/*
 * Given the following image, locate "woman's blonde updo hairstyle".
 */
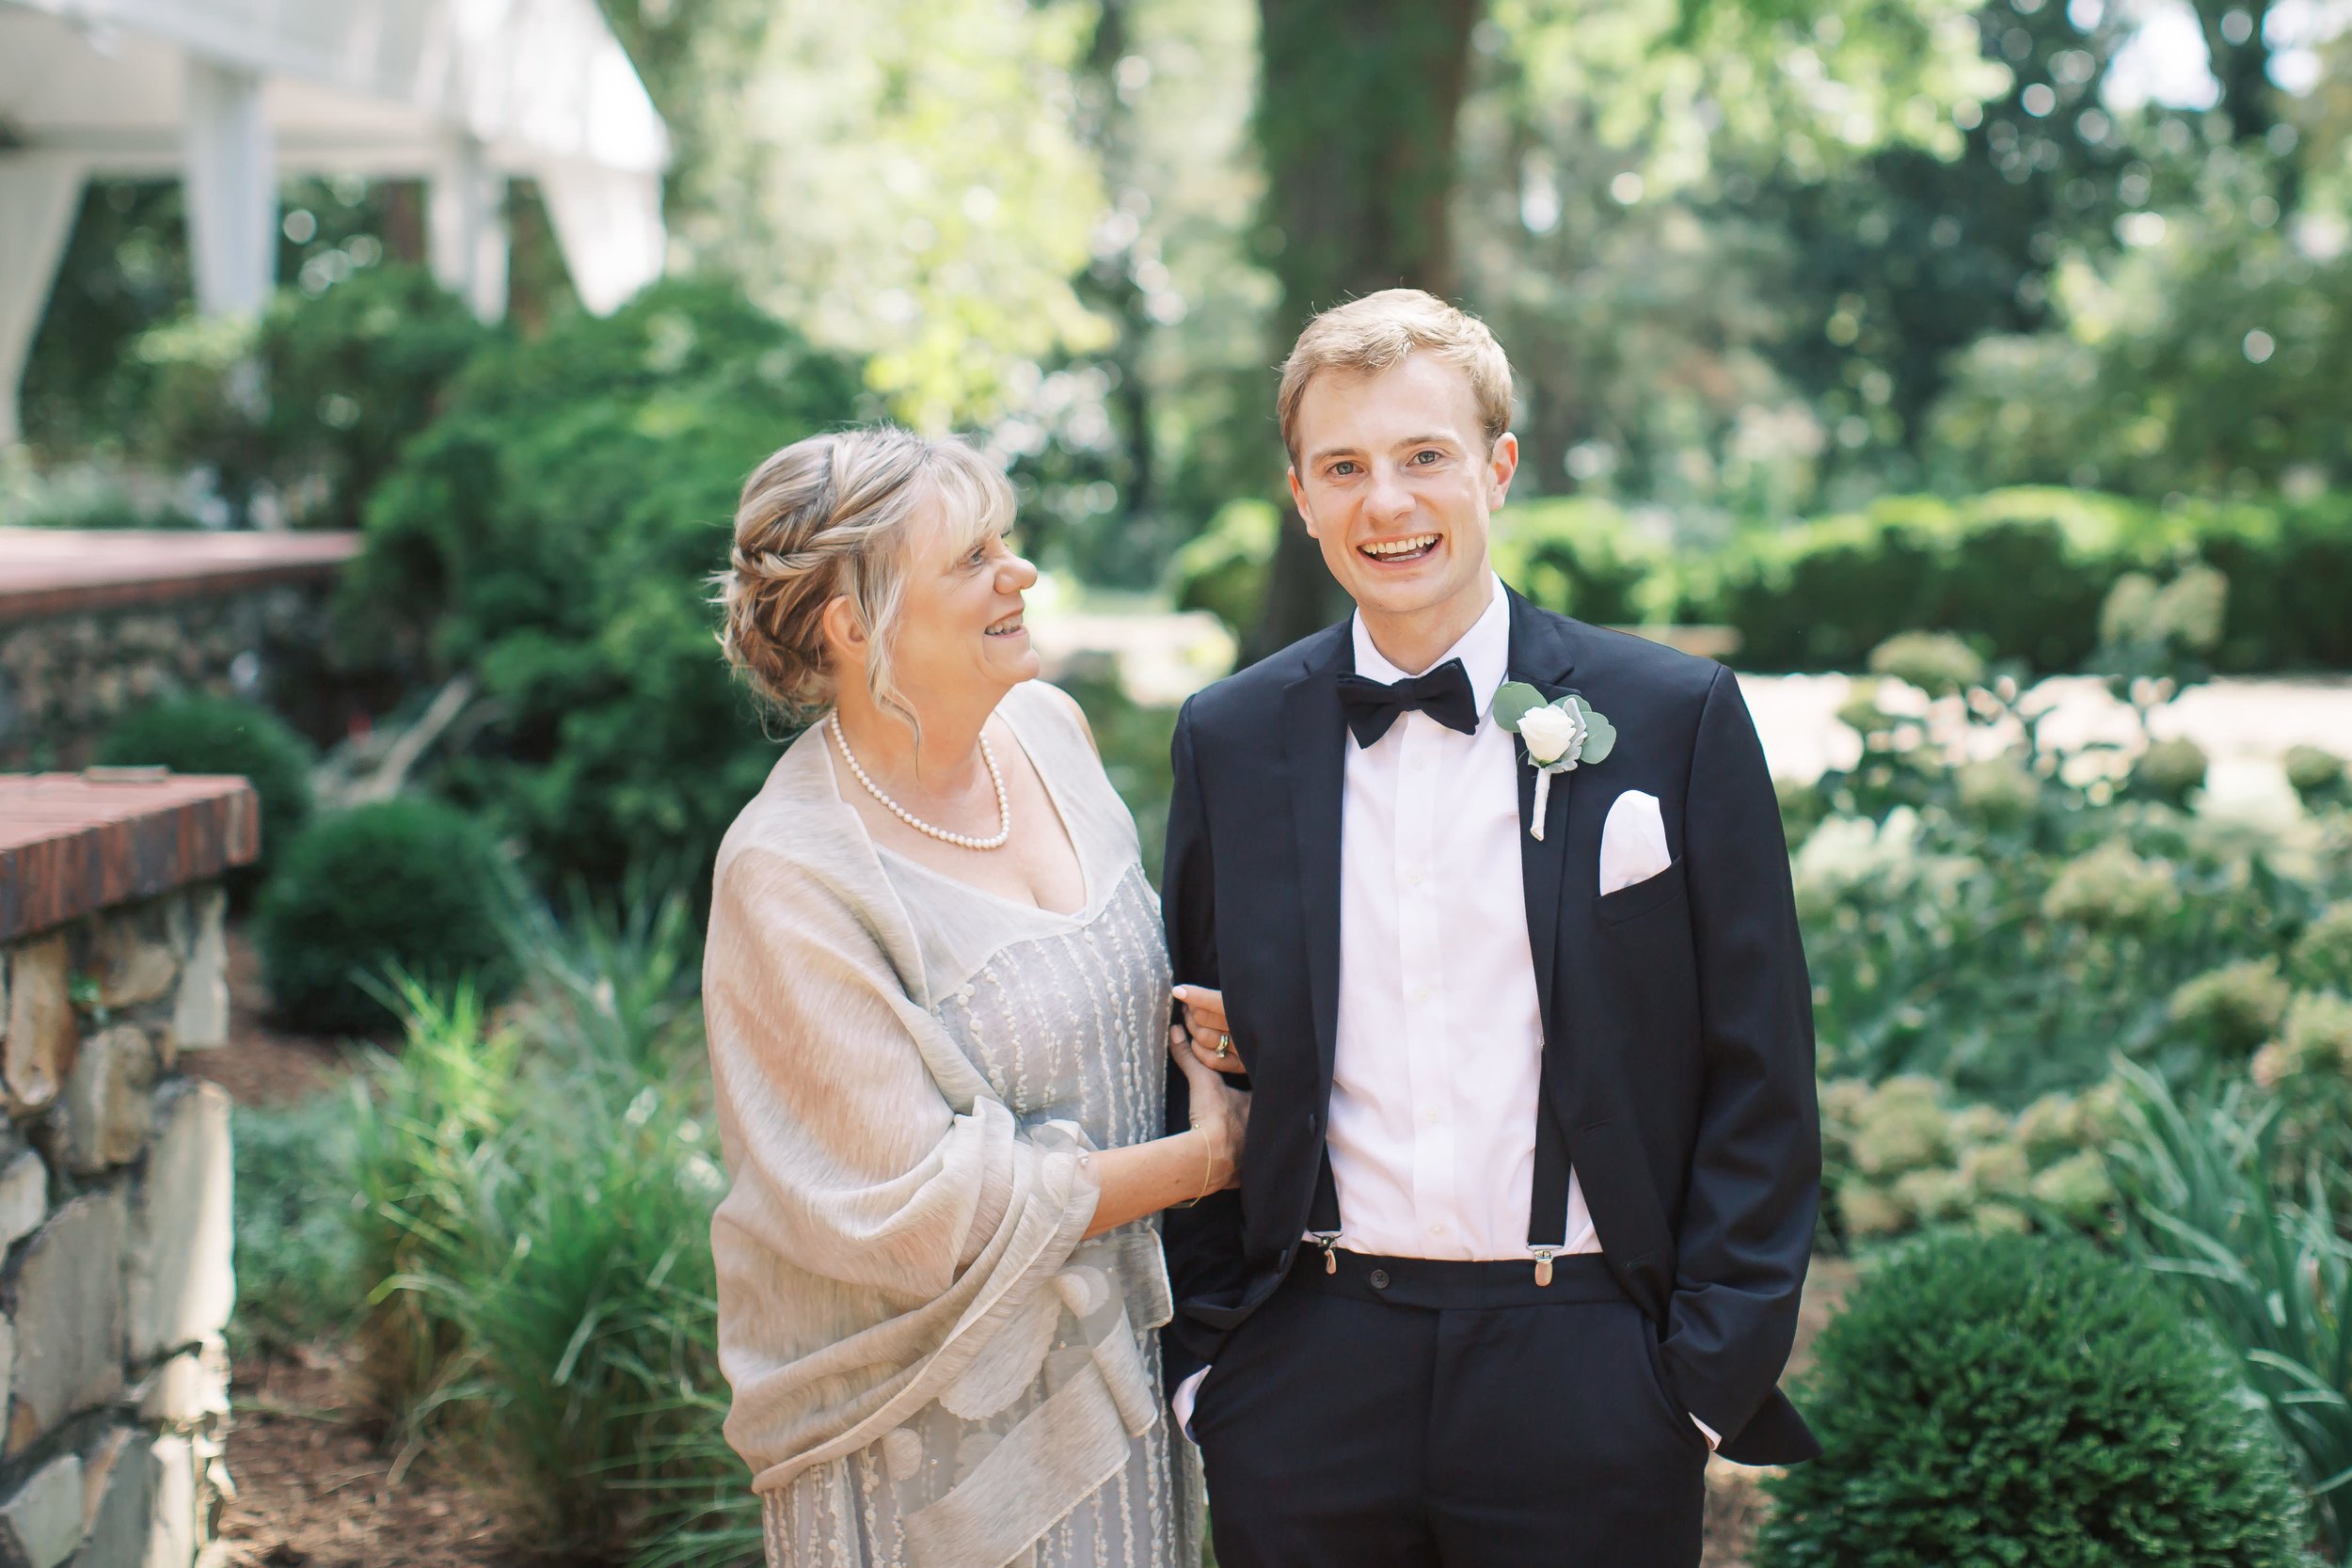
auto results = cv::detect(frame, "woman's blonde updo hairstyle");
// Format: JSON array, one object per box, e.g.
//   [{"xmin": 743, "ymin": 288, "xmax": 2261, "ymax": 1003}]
[{"xmin": 715, "ymin": 426, "xmax": 1015, "ymax": 725}]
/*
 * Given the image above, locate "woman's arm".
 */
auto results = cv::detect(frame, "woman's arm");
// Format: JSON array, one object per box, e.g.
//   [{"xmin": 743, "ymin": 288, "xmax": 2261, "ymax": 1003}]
[{"xmin": 1081, "ymin": 1033, "xmax": 1248, "ymax": 1238}]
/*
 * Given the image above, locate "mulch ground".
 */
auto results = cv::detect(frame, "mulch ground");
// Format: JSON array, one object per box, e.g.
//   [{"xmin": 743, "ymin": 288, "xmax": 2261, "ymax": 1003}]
[
  {"xmin": 212, "ymin": 1350, "xmax": 523, "ymax": 1568},
  {"xmin": 198, "ymin": 924, "xmax": 1837, "ymax": 1567},
  {"xmin": 196, "ymin": 930, "xmax": 518, "ymax": 1568}
]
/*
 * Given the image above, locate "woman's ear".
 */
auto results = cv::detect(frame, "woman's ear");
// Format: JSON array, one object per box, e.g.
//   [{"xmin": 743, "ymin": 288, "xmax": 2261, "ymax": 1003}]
[{"xmin": 818, "ymin": 594, "xmax": 866, "ymax": 674}]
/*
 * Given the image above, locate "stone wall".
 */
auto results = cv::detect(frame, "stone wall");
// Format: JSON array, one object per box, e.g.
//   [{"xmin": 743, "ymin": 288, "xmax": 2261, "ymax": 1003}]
[
  {"xmin": 0, "ymin": 529, "xmax": 363, "ymax": 771},
  {"xmin": 0, "ymin": 584, "xmax": 337, "ymax": 773},
  {"xmin": 0, "ymin": 777, "xmax": 251, "ymax": 1568}
]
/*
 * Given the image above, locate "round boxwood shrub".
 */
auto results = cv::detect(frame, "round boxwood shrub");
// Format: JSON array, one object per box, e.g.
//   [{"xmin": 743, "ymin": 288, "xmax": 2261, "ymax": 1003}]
[
  {"xmin": 1756, "ymin": 1231, "xmax": 2306, "ymax": 1568},
  {"xmin": 256, "ymin": 797, "xmax": 513, "ymax": 1034},
  {"xmin": 97, "ymin": 694, "xmax": 316, "ymax": 895}
]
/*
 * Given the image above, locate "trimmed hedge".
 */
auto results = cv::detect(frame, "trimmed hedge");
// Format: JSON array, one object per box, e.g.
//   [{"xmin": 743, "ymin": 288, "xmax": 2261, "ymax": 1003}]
[
  {"xmin": 1168, "ymin": 486, "xmax": 2352, "ymax": 673},
  {"xmin": 256, "ymin": 797, "xmax": 514, "ymax": 1033},
  {"xmin": 1756, "ymin": 1231, "xmax": 2308, "ymax": 1567}
]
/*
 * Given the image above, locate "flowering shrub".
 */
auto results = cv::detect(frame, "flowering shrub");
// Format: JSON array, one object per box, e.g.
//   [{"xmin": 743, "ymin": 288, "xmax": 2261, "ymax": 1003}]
[
  {"xmin": 1820, "ymin": 1075, "xmax": 2119, "ymax": 1244},
  {"xmin": 1795, "ymin": 619, "xmax": 2350, "ymax": 1104}
]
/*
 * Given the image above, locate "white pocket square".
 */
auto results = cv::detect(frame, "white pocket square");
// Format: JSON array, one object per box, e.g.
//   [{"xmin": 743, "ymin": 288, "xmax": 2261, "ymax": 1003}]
[{"xmin": 1598, "ymin": 790, "xmax": 1672, "ymax": 896}]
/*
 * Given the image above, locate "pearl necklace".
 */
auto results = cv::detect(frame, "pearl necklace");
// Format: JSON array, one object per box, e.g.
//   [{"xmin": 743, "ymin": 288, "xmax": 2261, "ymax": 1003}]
[{"xmin": 829, "ymin": 712, "xmax": 1011, "ymax": 850}]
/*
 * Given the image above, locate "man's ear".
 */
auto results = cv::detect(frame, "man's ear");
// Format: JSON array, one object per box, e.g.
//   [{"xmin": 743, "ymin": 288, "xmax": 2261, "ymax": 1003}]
[
  {"xmin": 1288, "ymin": 466, "xmax": 1321, "ymax": 539},
  {"xmin": 1486, "ymin": 432, "xmax": 1520, "ymax": 511}
]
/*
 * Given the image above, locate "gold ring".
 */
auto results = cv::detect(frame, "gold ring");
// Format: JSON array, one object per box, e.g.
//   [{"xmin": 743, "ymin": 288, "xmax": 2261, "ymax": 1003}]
[{"xmin": 1216, "ymin": 1034, "xmax": 1232, "ymax": 1059}]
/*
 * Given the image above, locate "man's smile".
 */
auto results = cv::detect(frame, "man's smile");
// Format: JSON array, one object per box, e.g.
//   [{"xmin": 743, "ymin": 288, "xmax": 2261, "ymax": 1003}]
[{"xmin": 1359, "ymin": 533, "xmax": 1440, "ymax": 562}]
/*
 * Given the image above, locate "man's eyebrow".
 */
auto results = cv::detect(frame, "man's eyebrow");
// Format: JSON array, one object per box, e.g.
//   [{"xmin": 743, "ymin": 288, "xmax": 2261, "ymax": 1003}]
[{"xmin": 1306, "ymin": 433, "xmax": 1464, "ymax": 465}]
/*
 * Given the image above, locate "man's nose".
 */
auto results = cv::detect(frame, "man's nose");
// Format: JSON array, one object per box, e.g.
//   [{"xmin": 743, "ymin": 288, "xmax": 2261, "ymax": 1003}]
[{"xmin": 1366, "ymin": 464, "xmax": 1415, "ymax": 522}]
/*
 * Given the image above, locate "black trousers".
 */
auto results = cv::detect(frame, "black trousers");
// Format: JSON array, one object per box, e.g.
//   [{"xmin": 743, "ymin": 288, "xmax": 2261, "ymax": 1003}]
[{"xmin": 1192, "ymin": 1251, "xmax": 1708, "ymax": 1568}]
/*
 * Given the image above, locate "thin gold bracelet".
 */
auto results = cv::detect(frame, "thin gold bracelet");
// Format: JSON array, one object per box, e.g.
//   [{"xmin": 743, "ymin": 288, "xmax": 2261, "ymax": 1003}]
[{"xmin": 1171, "ymin": 1131, "xmax": 1215, "ymax": 1210}]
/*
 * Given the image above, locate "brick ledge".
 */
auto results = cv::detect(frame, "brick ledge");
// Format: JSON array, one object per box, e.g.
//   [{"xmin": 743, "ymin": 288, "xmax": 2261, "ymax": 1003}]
[
  {"xmin": 0, "ymin": 529, "xmax": 362, "ymax": 624},
  {"xmin": 0, "ymin": 774, "xmax": 260, "ymax": 941}
]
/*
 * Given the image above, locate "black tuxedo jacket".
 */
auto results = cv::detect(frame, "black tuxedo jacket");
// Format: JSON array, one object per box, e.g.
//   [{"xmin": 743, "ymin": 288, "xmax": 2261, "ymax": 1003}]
[{"xmin": 1160, "ymin": 590, "xmax": 1821, "ymax": 1466}]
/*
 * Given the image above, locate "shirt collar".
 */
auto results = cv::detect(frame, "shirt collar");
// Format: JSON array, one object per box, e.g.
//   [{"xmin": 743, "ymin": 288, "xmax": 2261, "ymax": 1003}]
[{"xmin": 1349, "ymin": 575, "xmax": 1511, "ymax": 719}]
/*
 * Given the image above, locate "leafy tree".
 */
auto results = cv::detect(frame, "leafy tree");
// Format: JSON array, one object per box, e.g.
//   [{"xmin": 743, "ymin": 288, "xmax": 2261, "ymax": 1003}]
[{"xmin": 342, "ymin": 277, "xmax": 866, "ymax": 889}]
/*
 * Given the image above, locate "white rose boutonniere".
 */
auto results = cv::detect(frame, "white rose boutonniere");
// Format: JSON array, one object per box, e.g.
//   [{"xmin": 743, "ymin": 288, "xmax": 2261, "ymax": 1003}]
[{"xmin": 1492, "ymin": 682, "xmax": 1617, "ymax": 840}]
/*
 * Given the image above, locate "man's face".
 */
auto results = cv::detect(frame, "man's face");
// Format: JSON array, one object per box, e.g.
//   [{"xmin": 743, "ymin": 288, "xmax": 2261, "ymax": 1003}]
[{"xmin": 1287, "ymin": 353, "xmax": 1518, "ymax": 630}]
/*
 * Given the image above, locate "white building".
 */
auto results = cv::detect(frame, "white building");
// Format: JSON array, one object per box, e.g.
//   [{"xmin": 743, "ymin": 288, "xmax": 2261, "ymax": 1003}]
[{"xmin": 0, "ymin": 0, "xmax": 672, "ymax": 442}]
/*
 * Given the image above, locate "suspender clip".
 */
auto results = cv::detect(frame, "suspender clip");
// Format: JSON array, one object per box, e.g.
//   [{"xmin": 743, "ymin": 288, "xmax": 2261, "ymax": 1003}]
[
  {"xmin": 1533, "ymin": 1248, "xmax": 1556, "ymax": 1288},
  {"xmin": 1309, "ymin": 1231, "xmax": 1343, "ymax": 1275}
]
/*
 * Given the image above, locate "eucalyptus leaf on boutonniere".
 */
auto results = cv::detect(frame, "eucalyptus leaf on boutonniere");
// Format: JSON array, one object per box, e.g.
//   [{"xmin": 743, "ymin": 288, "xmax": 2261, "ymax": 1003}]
[{"xmin": 1492, "ymin": 682, "xmax": 1616, "ymax": 841}]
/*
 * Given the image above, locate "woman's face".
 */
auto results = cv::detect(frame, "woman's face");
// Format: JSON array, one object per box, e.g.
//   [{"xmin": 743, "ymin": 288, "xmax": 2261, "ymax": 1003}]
[{"xmin": 876, "ymin": 493, "xmax": 1041, "ymax": 712}]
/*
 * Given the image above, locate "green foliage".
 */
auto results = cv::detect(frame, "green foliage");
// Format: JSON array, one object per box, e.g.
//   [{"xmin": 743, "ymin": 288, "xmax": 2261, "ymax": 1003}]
[
  {"xmin": 346, "ymin": 895, "xmax": 749, "ymax": 1561},
  {"xmin": 2289, "ymin": 748, "xmax": 2352, "ymax": 812},
  {"xmin": 1865, "ymin": 630, "xmax": 1984, "ymax": 698},
  {"xmin": 344, "ymin": 277, "xmax": 865, "ymax": 889},
  {"xmin": 96, "ymin": 694, "xmax": 317, "ymax": 894},
  {"xmin": 1171, "ymin": 484, "xmax": 2351, "ymax": 675},
  {"xmin": 255, "ymin": 799, "xmax": 515, "ymax": 1033},
  {"xmin": 1820, "ymin": 1076, "xmax": 2119, "ymax": 1245},
  {"xmin": 230, "ymin": 1092, "xmax": 364, "ymax": 1358},
  {"xmin": 2107, "ymin": 1068, "xmax": 2352, "ymax": 1562},
  {"xmin": 1168, "ymin": 497, "xmax": 1278, "ymax": 641},
  {"xmin": 133, "ymin": 265, "xmax": 496, "ymax": 529},
  {"xmin": 1486, "ymin": 499, "xmax": 1676, "ymax": 626},
  {"xmin": 1755, "ymin": 1231, "xmax": 2309, "ymax": 1568},
  {"xmin": 1928, "ymin": 163, "xmax": 2352, "ymax": 504},
  {"xmin": 1793, "ymin": 657, "xmax": 2349, "ymax": 1103},
  {"xmin": 2168, "ymin": 959, "xmax": 2293, "ymax": 1060}
]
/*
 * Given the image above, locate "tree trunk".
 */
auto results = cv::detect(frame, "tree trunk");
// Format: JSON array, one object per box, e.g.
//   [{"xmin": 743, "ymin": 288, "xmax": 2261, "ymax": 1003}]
[{"xmin": 1245, "ymin": 0, "xmax": 1484, "ymax": 660}]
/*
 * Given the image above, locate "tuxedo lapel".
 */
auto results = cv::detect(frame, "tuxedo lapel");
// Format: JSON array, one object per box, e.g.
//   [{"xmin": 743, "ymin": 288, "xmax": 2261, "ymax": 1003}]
[
  {"xmin": 1283, "ymin": 632, "xmax": 1353, "ymax": 1097},
  {"xmin": 1505, "ymin": 592, "xmax": 1579, "ymax": 1038}
]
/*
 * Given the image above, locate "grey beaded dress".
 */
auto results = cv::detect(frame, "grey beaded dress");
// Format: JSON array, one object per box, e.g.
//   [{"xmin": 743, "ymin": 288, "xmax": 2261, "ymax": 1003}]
[{"xmin": 752, "ymin": 683, "xmax": 1204, "ymax": 1568}]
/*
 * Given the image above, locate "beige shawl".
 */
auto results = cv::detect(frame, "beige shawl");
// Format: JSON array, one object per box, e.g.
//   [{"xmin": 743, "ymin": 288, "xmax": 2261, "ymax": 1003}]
[{"xmin": 702, "ymin": 692, "xmax": 1169, "ymax": 1565}]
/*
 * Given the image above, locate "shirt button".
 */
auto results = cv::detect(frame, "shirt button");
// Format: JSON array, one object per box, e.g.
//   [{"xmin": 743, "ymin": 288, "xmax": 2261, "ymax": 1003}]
[
  {"xmin": 1423, "ymin": 1108, "xmax": 1441, "ymax": 1125},
  {"xmin": 1407, "ymin": 872, "xmax": 1423, "ymax": 887},
  {"xmin": 1427, "ymin": 1223, "xmax": 1445, "ymax": 1236},
  {"xmin": 1412, "ymin": 987, "xmax": 1430, "ymax": 1003}
]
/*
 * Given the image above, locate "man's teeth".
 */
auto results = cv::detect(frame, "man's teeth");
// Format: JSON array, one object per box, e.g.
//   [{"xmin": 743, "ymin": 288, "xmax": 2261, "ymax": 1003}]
[
  {"xmin": 985, "ymin": 613, "xmax": 1025, "ymax": 636},
  {"xmin": 1361, "ymin": 534, "xmax": 1438, "ymax": 559}
]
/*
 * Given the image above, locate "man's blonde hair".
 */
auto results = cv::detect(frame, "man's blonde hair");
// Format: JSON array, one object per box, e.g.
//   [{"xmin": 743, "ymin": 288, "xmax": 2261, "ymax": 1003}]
[{"xmin": 1276, "ymin": 289, "xmax": 1515, "ymax": 464}]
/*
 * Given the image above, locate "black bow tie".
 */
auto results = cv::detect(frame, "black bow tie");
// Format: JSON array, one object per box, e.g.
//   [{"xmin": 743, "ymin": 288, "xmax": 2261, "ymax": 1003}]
[{"xmin": 1335, "ymin": 657, "xmax": 1480, "ymax": 748}]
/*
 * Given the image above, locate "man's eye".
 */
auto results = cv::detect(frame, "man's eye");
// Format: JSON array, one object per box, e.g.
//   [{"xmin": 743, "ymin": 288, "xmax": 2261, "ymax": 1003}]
[
  {"xmin": 1412, "ymin": 450, "xmax": 1442, "ymax": 465},
  {"xmin": 1329, "ymin": 461, "xmax": 1359, "ymax": 477}
]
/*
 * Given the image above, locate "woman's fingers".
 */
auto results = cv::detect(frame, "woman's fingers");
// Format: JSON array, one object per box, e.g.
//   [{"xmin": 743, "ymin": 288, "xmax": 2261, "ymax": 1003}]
[
  {"xmin": 1170, "ymin": 1028, "xmax": 1224, "ymax": 1090},
  {"xmin": 1188, "ymin": 1027, "xmax": 1248, "ymax": 1074},
  {"xmin": 1174, "ymin": 985, "xmax": 1246, "ymax": 1074},
  {"xmin": 1172, "ymin": 985, "xmax": 1229, "ymax": 1035}
]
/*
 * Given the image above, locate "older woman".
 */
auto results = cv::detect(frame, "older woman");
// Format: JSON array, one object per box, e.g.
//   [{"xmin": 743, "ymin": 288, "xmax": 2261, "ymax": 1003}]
[{"xmin": 704, "ymin": 426, "xmax": 1243, "ymax": 1568}]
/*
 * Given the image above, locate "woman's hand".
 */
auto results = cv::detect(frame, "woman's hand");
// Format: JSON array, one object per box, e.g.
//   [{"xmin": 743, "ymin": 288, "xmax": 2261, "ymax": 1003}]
[
  {"xmin": 1170, "ymin": 1028, "xmax": 1249, "ymax": 1193},
  {"xmin": 1172, "ymin": 984, "xmax": 1247, "ymax": 1075}
]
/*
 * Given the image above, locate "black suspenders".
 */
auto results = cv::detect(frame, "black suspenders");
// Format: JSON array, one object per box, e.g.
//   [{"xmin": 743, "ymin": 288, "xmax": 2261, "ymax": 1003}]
[{"xmin": 1305, "ymin": 1088, "xmax": 1575, "ymax": 1285}]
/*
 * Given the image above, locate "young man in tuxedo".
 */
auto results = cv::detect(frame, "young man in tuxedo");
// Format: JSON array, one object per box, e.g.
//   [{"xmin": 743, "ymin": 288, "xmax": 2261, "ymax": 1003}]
[{"xmin": 1161, "ymin": 290, "xmax": 1820, "ymax": 1567}]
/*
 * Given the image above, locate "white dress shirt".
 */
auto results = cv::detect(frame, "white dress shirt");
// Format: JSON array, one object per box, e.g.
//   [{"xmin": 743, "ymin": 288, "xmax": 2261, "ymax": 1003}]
[
  {"xmin": 1172, "ymin": 577, "xmax": 1718, "ymax": 1450},
  {"xmin": 1323, "ymin": 575, "xmax": 1600, "ymax": 1260}
]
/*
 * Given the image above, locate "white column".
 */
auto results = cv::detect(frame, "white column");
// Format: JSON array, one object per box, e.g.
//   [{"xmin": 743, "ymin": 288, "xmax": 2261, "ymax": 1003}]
[
  {"xmin": 183, "ymin": 57, "xmax": 277, "ymax": 316},
  {"xmin": 0, "ymin": 153, "xmax": 87, "ymax": 446},
  {"xmin": 429, "ymin": 139, "xmax": 510, "ymax": 323}
]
